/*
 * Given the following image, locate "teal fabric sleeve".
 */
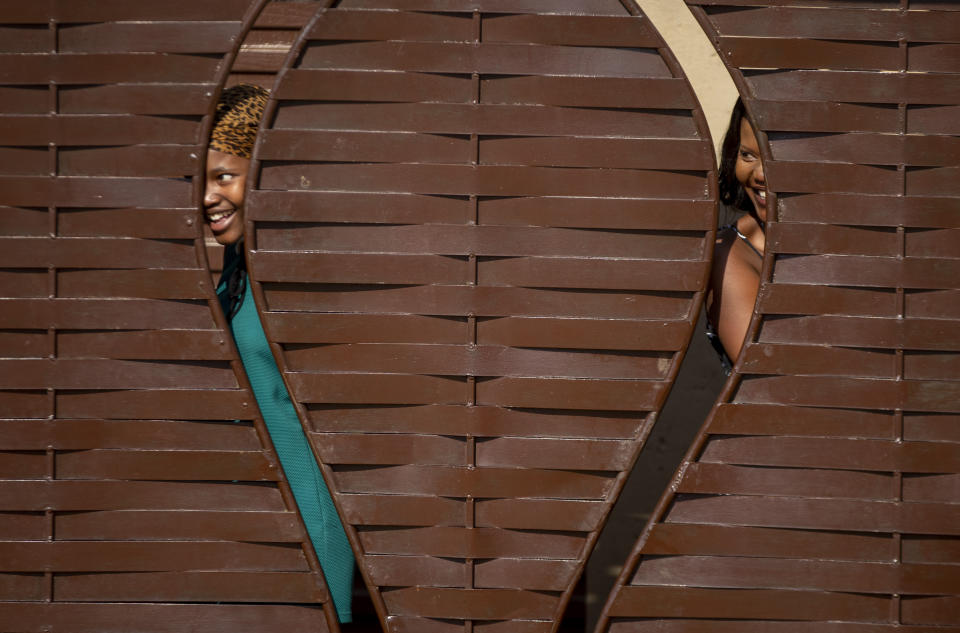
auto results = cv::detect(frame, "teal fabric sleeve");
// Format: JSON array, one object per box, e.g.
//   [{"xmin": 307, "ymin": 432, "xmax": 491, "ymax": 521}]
[{"xmin": 218, "ymin": 247, "xmax": 354, "ymax": 622}]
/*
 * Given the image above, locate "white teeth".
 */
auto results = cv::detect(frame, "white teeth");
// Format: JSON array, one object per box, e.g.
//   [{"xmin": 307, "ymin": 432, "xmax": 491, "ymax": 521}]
[
  {"xmin": 757, "ymin": 190, "xmax": 767, "ymax": 200},
  {"xmin": 207, "ymin": 210, "xmax": 234, "ymax": 222}
]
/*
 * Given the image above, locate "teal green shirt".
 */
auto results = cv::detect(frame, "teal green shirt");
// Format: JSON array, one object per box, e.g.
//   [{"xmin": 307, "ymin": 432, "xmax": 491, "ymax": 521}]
[{"xmin": 218, "ymin": 245, "xmax": 354, "ymax": 622}]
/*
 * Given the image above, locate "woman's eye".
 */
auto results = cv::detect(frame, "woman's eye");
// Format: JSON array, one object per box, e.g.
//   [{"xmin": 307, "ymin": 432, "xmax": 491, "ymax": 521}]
[
  {"xmin": 218, "ymin": 173, "xmax": 235, "ymax": 183},
  {"xmin": 739, "ymin": 150, "xmax": 756, "ymax": 162}
]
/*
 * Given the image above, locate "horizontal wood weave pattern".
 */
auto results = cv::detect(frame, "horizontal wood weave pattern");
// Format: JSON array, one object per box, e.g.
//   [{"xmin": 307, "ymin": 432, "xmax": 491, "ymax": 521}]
[
  {"xmin": 246, "ymin": 1, "xmax": 716, "ymax": 631},
  {"xmin": 598, "ymin": 2, "xmax": 960, "ymax": 631},
  {"xmin": 0, "ymin": 2, "xmax": 340, "ymax": 631}
]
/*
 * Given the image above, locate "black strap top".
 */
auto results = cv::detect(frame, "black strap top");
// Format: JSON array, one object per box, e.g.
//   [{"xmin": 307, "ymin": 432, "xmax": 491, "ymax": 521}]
[{"xmin": 706, "ymin": 224, "xmax": 763, "ymax": 374}]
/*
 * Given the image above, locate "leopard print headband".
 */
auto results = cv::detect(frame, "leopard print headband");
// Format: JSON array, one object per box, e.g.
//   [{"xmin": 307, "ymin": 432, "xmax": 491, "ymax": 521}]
[{"xmin": 209, "ymin": 84, "xmax": 269, "ymax": 159}]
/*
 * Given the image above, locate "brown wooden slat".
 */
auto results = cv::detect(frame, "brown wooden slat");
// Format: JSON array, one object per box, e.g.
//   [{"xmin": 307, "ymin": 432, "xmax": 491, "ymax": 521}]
[
  {"xmin": 308, "ymin": 405, "xmax": 644, "ymax": 441},
  {"xmin": 57, "ymin": 22, "xmax": 240, "ymax": 53},
  {"xmin": 0, "ymin": 542, "xmax": 306, "ymax": 572},
  {"xmin": 0, "ymin": 603, "xmax": 330, "ymax": 633},
  {"xmin": 0, "ymin": 419, "xmax": 257, "ymax": 451},
  {"xmin": 358, "ymin": 526, "xmax": 584, "ymax": 559},
  {"xmin": 258, "ymin": 163, "xmax": 708, "ymax": 198},
  {"xmin": 3, "ymin": 0, "xmax": 253, "ymax": 22},
  {"xmin": 0, "ymin": 480, "xmax": 285, "ymax": 512},
  {"xmin": 332, "ymin": 465, "xmax": 614, "ymax": 499},
  {"xmin": 0, "ymin": 115, "xmax": 201, "ymax": 145},
  {"xmin": 0, "ymin": 53, "xmax": 223, "ymax": 84},
  {"xmin": 271, "ymin": 103, "xmax": 699, "ymax": 138},
  {"xmin": 264, "ymin": 285, "xmax": 692, "ymax": 320},
  {"xmin": 58, "ymin": 84, "xmax": 216, "ymax": 115},
  {"xmin": 54, "ymin": 571, "xmax": 322, "ymax": 603},
  {"xmin": 299, "ymin": 41, "xmax": 672, "ymax": 78}
]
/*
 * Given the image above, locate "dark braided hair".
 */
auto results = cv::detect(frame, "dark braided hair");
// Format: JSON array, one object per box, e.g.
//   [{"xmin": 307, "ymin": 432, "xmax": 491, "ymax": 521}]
[{"xmin": 718, "ymin": 97, "xmax": 762, "ymax": 226}]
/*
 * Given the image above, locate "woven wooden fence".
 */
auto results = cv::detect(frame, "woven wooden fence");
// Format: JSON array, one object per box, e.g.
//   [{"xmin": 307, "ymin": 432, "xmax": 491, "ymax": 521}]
[
  {"xmin": 597, "ymin": 2, "xmax": 960, "ymax": 631},
  {"xmin": 0, "ymin": 2, "xmax": 342, "ymax": 631},
  {"xmin": 4, "ymin": 1, "xmax": 959, "ymax": 632}
]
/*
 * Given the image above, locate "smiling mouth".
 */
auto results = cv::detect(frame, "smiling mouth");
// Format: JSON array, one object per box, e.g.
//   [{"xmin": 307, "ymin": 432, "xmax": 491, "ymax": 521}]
[
  {"xmin": 206, "ymin": 208, "xmax": 237, "ymax": 232},
  {"xmin": 755, "ymin": 189, "xmax": 767, "ymax": 206}
]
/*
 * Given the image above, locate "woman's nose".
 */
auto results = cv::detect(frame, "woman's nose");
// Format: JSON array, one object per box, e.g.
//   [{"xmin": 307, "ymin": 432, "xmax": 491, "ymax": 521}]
[
  {"xmin": 754, "ymin": 159, "xmax": 765, "ymax": 184},
  {"xmin": 203, "ymin": 188, "xmax": 218, "ymax": 208}
]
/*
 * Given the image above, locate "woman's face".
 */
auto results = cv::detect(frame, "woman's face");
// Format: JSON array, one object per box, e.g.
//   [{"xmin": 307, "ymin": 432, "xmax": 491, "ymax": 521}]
[
  {"xmin": 734, "ymin": 118, "xmax": 766, "ymax": 224},
  {"xmin": 204, "ymin": 149, "xmax": 250, "ymax": 246}
]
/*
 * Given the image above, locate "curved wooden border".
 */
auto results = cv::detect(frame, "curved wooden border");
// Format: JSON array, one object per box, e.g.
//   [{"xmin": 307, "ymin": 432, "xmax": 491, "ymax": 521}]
[{"xmin": 245, "ymin": 1, "xmax": 718, "ymax": 630}]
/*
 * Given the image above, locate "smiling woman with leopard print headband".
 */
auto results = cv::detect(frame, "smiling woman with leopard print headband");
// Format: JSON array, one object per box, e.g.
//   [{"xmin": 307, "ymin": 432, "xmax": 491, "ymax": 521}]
[{"xmin": 204, "ymin": 84, "xmax": 356, "ymax": 623}]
